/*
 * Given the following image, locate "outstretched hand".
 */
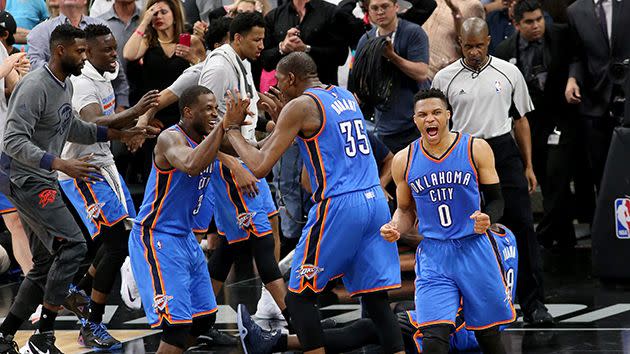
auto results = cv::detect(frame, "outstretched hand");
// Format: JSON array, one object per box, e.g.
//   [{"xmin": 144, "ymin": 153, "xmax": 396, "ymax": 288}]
[
  {"xmin": 119, "ymin": 125, "xmax": 160, "ymax": 147},
  {"xmin": 131, "ymin": 90, "xmax": 160, "ymax": 117},
  {"xmin": 259, "ymin": 86, "xmax": 286, "ymax": 122},
  {"xmin": 222, "ymin": 89, "xmax": 252, "ymax": 129}
]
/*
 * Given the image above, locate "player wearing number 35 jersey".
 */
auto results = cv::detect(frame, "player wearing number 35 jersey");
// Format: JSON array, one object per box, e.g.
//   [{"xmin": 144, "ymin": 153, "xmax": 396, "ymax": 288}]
[
  {"xmin": 225, "ymin": 53, "xmax": 404, "ymax": 354},
  {"xmin": 381, "ymin": 88, "xmax": 515, "ymax": 354}
]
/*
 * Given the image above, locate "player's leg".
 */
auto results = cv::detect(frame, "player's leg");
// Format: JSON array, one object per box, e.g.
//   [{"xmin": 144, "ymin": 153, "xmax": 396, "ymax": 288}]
[
  {"xmin": 251, "ymin": 234, "xmax": 290, "ymax": 322},
  {"xmin": 269, "ymin": 214, "xmax": 280, "ymax": 260},
  {"xmin": 206, "ymin": 234, "xmax": 237, "ymax": 295},
  {"xmin": 456, "ymin": 234, "xmax": 515, "ymax": 354},
  {"xmin": 473, "ymin": 326, "xmax": 506, "ymax": 354},
  {"xmin": 0, "ymin": 226, "xmax": 49, "ymax": 350},
  {"xmin": 79, "ymin": 222, "xmax": 128, "ymax": 350},
  {"xmin": 361, "ymin": 291, "xmax": 404, "ymax": 353},
  {"xmin": 421, "ymin": 325, "xmax": 452, "ymax": 353},
  {"xmin": 285, "ymin": 290, "xmax": 324, "ymax": 353},
  {"xmin": 159, "ymin": 324, "xmax": 192, "ymax": 354},
  {"xmin": 1, "ymin": 211, "xmax": 33, "ymax": 274}
]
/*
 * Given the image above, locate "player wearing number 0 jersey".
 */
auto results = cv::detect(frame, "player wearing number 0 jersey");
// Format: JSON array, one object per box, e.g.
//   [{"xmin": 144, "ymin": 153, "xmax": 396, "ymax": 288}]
[
  {"xmin": 225, "ymin": 53, "xmax": 404, "ymax": 354},
  {"xmin": 402, "ymin": 224, "xmax": 519, "ymax": 353},
  {"xmin": 382, "ymin": 88, "xmax": 515, "ymax": 354}
]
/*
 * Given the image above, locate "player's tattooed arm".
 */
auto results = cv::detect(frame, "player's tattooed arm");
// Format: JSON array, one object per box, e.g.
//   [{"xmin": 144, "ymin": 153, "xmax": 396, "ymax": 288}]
[{"xmin": 381, "ymin": 147, "xmax": 417, "ymax": 243}]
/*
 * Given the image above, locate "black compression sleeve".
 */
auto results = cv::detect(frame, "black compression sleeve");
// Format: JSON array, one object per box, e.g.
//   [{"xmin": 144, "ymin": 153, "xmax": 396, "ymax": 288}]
[{"xmin": 480, "ymin": 183, "xmax": 504, "ymax": 224}]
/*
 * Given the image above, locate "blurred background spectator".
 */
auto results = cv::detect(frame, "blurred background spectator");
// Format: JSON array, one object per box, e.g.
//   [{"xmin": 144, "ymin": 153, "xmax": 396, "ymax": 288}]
[{"xmin": 4, "ymin": 0, "xmax": 49, "ymax": 51}]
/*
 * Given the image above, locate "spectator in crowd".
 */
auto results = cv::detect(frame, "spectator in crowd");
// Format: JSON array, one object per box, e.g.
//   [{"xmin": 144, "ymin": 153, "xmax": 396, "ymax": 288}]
[
  {"xmin": 89, "ymin": 0, "xmax": 144, "ymax": 17},
  {"xmin": 336, "ymin": 0, "xmax": 437, "ymax": 49},
  {"xmin": 27, "ymin": 0, "xmax": 131, "ymax": 110},
  {"xmin": 355, "ymin": 0, "xmax": 430, "ymax": 153},
  {"xmin": 261, "ymin": 0, "xmax": 347, "ymax": 85},
  {"xmin": 495, "ymin": 0, "xmax": 584, "ymax": 250},
  {"xmin": 0, "ymin": 11, "xmax": 20, "ymax": 55},
  {"xmin": 432, "ymin": 17, "xmax": 553, "ymax": 325},
  {"xmin": 47, "ymin": 0, "xmax": 61, "ymax": 19},
  {"xmin": 4, "ymin": 0, "xmax": 49, "ymax": 49},
  {"xmin": 565, "ymin": 0, "xmax": 630, "ymax": 191},
  {"xmin": 0, "ymin": 20, "xmax": 32, "ymax": 276},
  {"xmin": 486, "ymin": 0, "xmax": 553, "ymax": 55},
  {"xmin": 192, "ymin": 0, "xmax": 271, "ymax": 38},
  {"xmin": 123, "ymin": 0, "xmax": 205, "ymax": 127},
  {"xmin": 422, "ymin": 0, "xmax": 484, "ymax": 77}
]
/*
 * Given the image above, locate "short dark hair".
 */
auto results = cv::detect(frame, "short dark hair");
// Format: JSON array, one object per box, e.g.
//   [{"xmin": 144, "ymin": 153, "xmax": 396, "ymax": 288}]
[
  {"xmin": 179, "ymin": 85, "xmax": 214, "ymax": 114},
  {"xmin": 277, "ymin": 52, "xmax": 318, "ymax": 79},
  {"xmin": 513, "ymin": 0, "xmax": 543, "ymax": 23},
  {"xmin": 84, "ymin": 24, "xmax": 112, "ymax": 41},
  {"xmin": 413, "ymin": 88, "xmax": 449, "ymax": 107},
  {"xmin": 49, "ymin": 24, "xmax": 85, "ymax": 49},
  {"xmin": 205, "ymin": 17, "xmax": 232, "ymax": 49},
  {"xmin": 229, "ymin": 11, "xmax": 265, "ymax": 41}
]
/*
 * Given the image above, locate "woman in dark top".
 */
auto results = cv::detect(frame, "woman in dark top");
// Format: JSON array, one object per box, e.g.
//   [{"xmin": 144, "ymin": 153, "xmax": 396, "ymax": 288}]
[{"xmin": 124, "ymin": 0, "xmax": 206, "ymax": 127}]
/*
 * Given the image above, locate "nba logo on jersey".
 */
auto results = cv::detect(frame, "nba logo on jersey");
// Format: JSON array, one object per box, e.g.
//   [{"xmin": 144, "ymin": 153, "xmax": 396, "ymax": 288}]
[{"xmin": 615, "ymin": 198, "xmax": 630, "ymax": 239}]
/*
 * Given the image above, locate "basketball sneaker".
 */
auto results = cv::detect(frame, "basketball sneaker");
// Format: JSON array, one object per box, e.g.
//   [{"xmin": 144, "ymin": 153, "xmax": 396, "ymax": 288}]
[
  {"xmin": 63, "ymin": 285, "xmax": 89, "ymax": 320},
  {"xmin": 23, "ymin": 331, "xmax": 62, "ymax": 354},
  {"xmin": 120, "ymin": 257, "xmax": 142, "ymax": 310},
  {"xmin": 237, "ymin": 304, "xmax": 281, "ymax": 354},
  {"xmin": 0, "ymin": 333, "xmax": 19, "ymax": 354},
  {"xmin": 78, "ymin": 319, "xmax": 122, "ymax": 351},
  {"xmin": 254, "ymin": 287, "xmax": 283, "ymax": 320}
]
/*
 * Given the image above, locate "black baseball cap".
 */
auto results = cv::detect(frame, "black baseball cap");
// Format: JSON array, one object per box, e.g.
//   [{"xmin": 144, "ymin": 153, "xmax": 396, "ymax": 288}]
[{"xmin": 0, "ymin": 11, "xmax": 17, "ymax": 45}]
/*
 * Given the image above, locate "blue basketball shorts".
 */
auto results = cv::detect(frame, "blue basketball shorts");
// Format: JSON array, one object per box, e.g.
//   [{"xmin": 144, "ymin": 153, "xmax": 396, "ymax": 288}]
[
  {"xmin": 128, "ymin": 226, "xmax": 217, "ymax": 327},
  {"xmin": 213, "ymin": 171, "xmax": 276, "ymax": 244},
  {"xmin": 59, "ymin": 177, "xmax": 136, "ymax": 238},
  {"xmin": 414, "ymin": 234, "xmax": 516, "ymax": 330},
  {"xmin": 288, "ymin": 186, "xmax": 401, "ymax": 296},
  {"xmin": 0, "ymin": 192, "xmax": 16, "ymax": 215}
]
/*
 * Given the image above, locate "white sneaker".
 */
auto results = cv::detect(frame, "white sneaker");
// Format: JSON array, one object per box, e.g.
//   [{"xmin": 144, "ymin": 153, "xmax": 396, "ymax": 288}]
[
  {"xmin": 28, "ymin": 305, "xmax": 42, "ymax": 324},
  {"xmin": 278, "ymin": 249, "xmax": 294, "ymax": 277},
  {"xmin": 254, "ymin": 287, "xmax": 283, "ymax": 320},
  {"xmin": 120, "ymin": 257, "xmax": 142, "ymax": 310}
]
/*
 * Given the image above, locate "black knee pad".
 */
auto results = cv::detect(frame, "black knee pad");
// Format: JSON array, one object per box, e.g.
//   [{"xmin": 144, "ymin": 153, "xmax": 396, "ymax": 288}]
[
  {"xmin": 421, "ymin": 324, "xmax": 452, "ymax": 354},
  {"xmin": 161, "ymin": 324, "xmax": 192, "ymax": 349},
  {"xmin": 285, "ymin": 291, "xmax": 324, "ymax": 351},
  {"xmin": 252, "ymin": 235, "xmax": 281, "ymax": 284},
  {"xmin": 207, "ymin": 235, "xmax": 233, "ymax": 282},
  {"xmin": 191, "ymin": 313, "xmax": 216, "ymax": 337}
]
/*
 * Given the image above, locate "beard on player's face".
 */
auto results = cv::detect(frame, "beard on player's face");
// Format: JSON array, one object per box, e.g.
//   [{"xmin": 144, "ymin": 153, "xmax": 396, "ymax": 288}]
[{"xmin": 61, "ymin": 57, "xmax": 83, "ymax": 76}]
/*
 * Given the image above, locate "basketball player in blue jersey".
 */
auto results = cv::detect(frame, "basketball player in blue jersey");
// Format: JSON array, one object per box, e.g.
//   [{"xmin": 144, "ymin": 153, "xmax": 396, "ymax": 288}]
[
  {"xmin": 234, "ymin": 223, "xmax": 518, "ymax": 354},
  {"xmin": 128, "ymin": 85, "xmax": 250, "ymax": 354},
  {"xmin": 381, "ymin": 88, "xmax": 514, "ymax": 354},
  {"xmin": 223, "ymin": 52, "xmax": 403, "ymax": 354}
]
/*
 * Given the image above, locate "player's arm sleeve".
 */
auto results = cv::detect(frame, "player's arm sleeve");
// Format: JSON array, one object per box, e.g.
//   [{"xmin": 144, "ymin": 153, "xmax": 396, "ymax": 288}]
[
  {"xmin": 2, "ymin": 81, "xmax": 53, "ymax": 169},
  {"xmin": 67, "ymin": 112, "xmax": 105, "ymax": 144},
  {"xmin": 480, "ymin": 183, "xmax": 504, "ymax": 224},
  {"xmin": 198, "ymin": 60, "xmax": 229, "ymax": 116},
  {"xmin": 169, "ymin": 65, "xmax": 202, "ymax": 97},
  {"xmin": 511, "ymin": 69, "xmax": 534, "ymax": 118},
  {"xmin": 72, "ymin": 78, "xmax": 100, "ymax": 116}
]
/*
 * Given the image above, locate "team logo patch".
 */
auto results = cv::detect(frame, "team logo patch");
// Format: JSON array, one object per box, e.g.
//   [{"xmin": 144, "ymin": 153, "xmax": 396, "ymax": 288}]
[
  {"xmin": 615, "ymin": 198, "xmax": 630, "ymax": 239},
  {"xmin": 86, "ymin": 202, "xmax": 105, "ymax": 220},
  {"xmin": 157, "ymin": 241, "xmax": 163, "ymax": 250},
  {"xmin": 296, "ymin": 264, "xmax": 324, "ymax": 280},
  {"xmin": 237, "ymin": 211, "xmax": 257, "ymax": 229},
  {"xmin": 152, "ymin": 294, "xmax": 173, "ymax": 313},
  {"xmin": 56, "ymin": 103, "xmax": 74, "ymax": 135},
  {"xmin": 38, "ymin": 189, "xmax": 57, "ymax": 208}
]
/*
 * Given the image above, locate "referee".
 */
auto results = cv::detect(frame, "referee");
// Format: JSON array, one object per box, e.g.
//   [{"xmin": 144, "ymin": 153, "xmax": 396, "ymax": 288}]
[{"xmin": 432, "ymin": 17, "xmax": 553, "ymax": 325}]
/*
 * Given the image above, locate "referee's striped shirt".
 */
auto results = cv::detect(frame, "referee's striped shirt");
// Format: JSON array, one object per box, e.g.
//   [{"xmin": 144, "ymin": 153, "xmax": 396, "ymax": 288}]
[{"xmin": 432, "ymin": 56, "xmax": 534, "ymax": 140}]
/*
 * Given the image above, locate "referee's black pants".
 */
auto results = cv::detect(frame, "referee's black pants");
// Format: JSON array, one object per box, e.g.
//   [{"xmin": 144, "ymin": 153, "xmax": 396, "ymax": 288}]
[{"xmin": 487, "ymin": 133, "xmax": 545, "ymax": 314}]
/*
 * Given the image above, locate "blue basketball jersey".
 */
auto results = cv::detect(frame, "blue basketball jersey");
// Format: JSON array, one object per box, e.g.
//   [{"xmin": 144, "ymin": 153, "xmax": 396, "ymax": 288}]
[
  {"xmin": 490, "ymin": 225, "xmax": 518, "ymax": 300},
  {"xmin": 296, "ymin": 86, "xmax": 381, "ymax": 201},
  {"xmin": 134, "ymin": 125, "xmax": 212, "ymax": 236},
  {"xmin": 406, "ymin": 133, "xmax": 480, "ymax": 240}
]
